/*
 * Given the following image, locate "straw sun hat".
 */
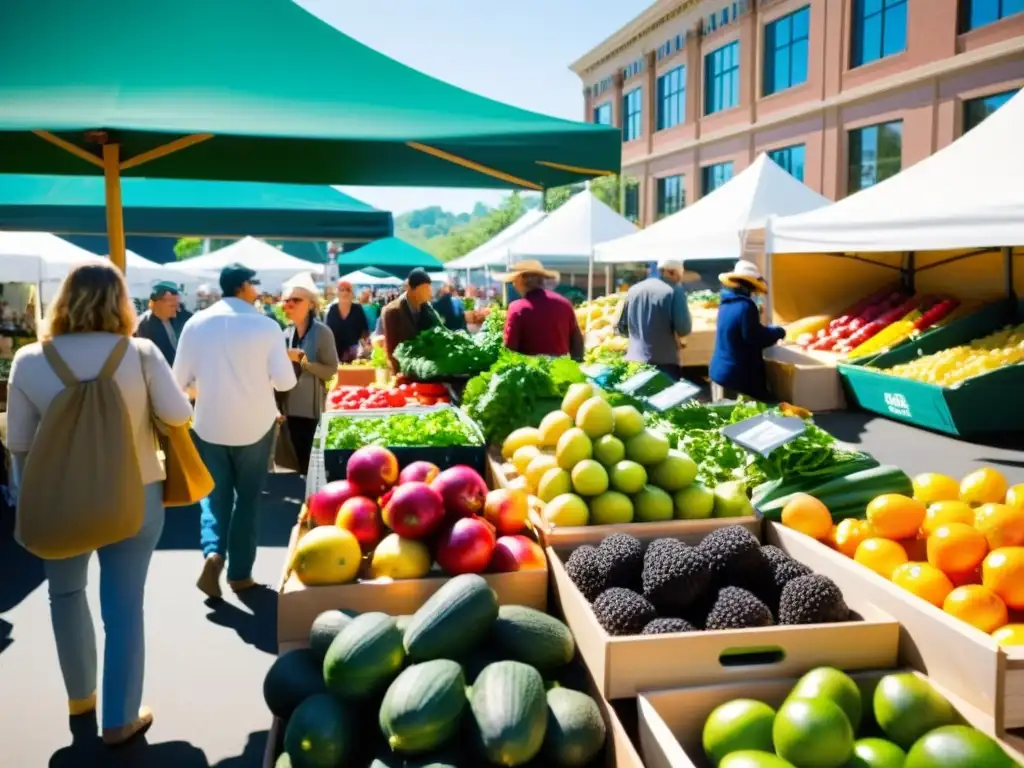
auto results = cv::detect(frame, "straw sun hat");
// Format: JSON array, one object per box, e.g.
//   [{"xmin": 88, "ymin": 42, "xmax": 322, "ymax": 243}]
[
  {"xmin": 494, "ymin": 260, "xmax": 560, "ymax": 282},
  {"xmin": 719, "ymin": 260, "xmax": 768, "ymax": 293},
  {"xmin": 281, "ymin": 272, "xmax": 321, "ymax": 304}
]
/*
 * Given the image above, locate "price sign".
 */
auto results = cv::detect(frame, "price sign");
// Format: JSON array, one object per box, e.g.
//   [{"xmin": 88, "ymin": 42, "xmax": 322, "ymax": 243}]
[
  {"xmin": 646, "ymin": 379, "xmax": 702, "ymax": 411},
  {"xmin": 722, "ymin": 414, "xmax": 807, "ymax": 457},
  {"xmin": 580, "ymin": 363, "xmax": 613, "ymax": 380},
  {"xmin": 616, "ymin": 369, "xmax": 660, "ymax": 395}
]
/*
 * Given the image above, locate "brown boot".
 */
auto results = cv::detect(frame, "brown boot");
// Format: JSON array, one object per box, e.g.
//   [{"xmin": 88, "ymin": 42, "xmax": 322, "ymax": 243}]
[
  {"xmin": 228, "ymin": 577, "xmax": 258, "ymax": 593},
  {"xmin": 102, "ymin": 706, "xmax": 153, "ymax": 746},
  {"xmin": 197, "ymin": 554, "xmax": 224, "ymax": 599}
]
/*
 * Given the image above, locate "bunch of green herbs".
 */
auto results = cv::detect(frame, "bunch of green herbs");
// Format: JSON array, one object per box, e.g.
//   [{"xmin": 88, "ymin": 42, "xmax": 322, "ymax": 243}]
[
  {"xmin": 324, "ymin": 409, "xmax": 483, "ymax": 450},
  {"xmin": 393, "ymin": 326, "xmax": 500, "ymax": 380}
]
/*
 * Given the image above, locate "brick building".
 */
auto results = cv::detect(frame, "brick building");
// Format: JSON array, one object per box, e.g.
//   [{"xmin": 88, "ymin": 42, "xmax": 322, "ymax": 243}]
[{"xmin": 572, "ymin": 0, "xmax": 1024, "ymax": 227}]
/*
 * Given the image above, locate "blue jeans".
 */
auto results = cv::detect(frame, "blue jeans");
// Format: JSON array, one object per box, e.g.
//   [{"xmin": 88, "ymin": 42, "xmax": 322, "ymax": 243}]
[
  {"xmin": 44, "ymin": 482, "xmax": 165, "ymax": 729},
  {"xmin": 196, "ymin": 427, "xmax": 275, "ymax": 581}
]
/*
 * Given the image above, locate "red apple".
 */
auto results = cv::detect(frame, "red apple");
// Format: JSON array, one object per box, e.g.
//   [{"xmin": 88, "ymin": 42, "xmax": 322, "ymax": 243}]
[
  {"xmin": 346, "ymin": 446, "xmax": 399, "ymax": 497},
  {"xmin": 488, "ymin": 535, "xmax": 547, "ymax": 573},
  {"xmin": 307, "ymin": 480, "xmax": 359, "ymax": 527},
  {"xmin": 398, "ymin": 460, "xmax": 440, "ymax": 486},
  {"xmin": 383, "ymin": 482, "xmax": 446, "ymax": 539},
  {"xmin": 335, "ymin": 496, "xmax": 382, "ymax": 552},
  {"xmin": 435, "ymin": 517, "xmax": 496, "ymax": 575},
  {"xmin": 431, "ymin": 465, "xmax": 488, "ymax": 521},
  {"xmin": 483, "ymin": 488, "xmax": 529, "ymax": 535}
]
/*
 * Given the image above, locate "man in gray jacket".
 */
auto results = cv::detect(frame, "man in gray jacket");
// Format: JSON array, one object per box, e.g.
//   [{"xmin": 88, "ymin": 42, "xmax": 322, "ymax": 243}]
[
  {"xmin": 134, "ymin": 281, "xmax": 188, "ymax": 365},
  {"xmin": 617, "ymin": 259, "xmax": 693, "ymax": 380}
]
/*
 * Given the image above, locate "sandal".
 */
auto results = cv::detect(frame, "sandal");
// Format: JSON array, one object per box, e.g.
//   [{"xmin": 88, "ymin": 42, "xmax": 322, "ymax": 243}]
[
  {"xmin": 102, "ymin": 706, "xmax": 153, "ymax": 746},
  {"xmin": 197, "ymin": 553, "xmax": 225, "ymax": 599}
]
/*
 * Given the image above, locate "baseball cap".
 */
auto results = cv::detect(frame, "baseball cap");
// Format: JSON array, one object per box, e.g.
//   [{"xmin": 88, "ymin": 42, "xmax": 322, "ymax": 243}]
[
  {"xmin": 407, "ymin": 268, "xmax": 432, "ymax": 289},
  {"xmin": 150, "ymin": 281, "xmax": 180, "ymax": 300},
  {"xmin": 219, "ymin": 263, "xmax": 260, "ymax": 296}
]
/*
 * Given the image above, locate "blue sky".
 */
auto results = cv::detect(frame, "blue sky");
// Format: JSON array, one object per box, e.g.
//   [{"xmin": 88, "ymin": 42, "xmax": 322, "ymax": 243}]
[{"xmin": 297, "ymin": 0, "xmax": 650, "ymax": 216}]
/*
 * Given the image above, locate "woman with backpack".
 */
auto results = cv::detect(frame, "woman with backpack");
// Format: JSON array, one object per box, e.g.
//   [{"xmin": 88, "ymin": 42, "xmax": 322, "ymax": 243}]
[
  {"xmin": 7, "ymin": 262, "xmax": 193, "ymax": 745},
  {"xmin": 279, "ymin": 275, "xmax": 339, "ymax": 474}
]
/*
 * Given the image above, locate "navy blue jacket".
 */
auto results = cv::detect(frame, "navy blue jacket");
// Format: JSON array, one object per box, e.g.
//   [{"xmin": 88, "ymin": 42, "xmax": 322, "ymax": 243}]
[
  {"xmin": 709, "ymin": 288, "xmax": 785, "ymax": 399},
  {"xmin": 134, "ymin": 309, "xmax": 192, "ymax": 366}
]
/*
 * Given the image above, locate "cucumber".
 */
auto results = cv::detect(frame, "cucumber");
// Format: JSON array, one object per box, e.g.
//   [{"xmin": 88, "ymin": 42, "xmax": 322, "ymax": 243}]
[
  {"xmin": 324, "ymin": 612, "xmax": 405, "ymax": 700},
  {"xmin": 404, "ymin": 573, "xmax": 498, "ymax": 662},
  {"xmin": 759, "ymin": 465, "xmax": 912, "ymax": 521},
  {"xmin": 379, "ymin": 660, "xmax": 467, "ymax": 755},
  {"xmin": 752, "ymin": 454, "xmax": 878, "ymax": 506},
  {"xmin": 263, "ymin": 648, "xmax": 327, "ymax": 719},
  {"xmin": 490, "ymin": 605, "xmax": 575, "ymax": 674},
  {"xmin": 283, "ymin": 693, "xmax": 354, "ymax": 767},
  {"xmin": 470, "ymin": 661, "xmax": 547, "ymax": 766},
  {"xmin": 542, "ymin": 687, "xmax": 607, "ymax": 767}
]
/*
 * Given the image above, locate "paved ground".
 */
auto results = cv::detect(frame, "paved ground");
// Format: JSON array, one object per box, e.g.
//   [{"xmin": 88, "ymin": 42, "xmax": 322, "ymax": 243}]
[{"xmin": 1, "ymin": 417, "xmax": 1022, "ymax": 766}]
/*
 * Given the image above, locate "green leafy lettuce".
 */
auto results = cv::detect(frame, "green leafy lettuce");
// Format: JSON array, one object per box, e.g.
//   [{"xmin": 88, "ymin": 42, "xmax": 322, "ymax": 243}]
[{"xmin": 324, "ymin": 410, "xmax": 483, "ymax": 450}]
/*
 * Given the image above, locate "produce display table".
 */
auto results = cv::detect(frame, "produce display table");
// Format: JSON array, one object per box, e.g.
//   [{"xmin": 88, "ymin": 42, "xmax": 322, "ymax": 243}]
[
  {"xmin": 764, "ymin": 344, "xmax": 847, "ymax": 412},
  {"xmin": 679, "ymin": 307, "xmax": 717, "ymax": 368}
]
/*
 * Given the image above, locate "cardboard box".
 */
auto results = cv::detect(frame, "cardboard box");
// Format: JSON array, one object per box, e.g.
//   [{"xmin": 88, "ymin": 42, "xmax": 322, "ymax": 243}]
[
  {"xmin": 678, "ymin": 311, "xmax": 717, "ymax": 368},
  {"xmin": 489, "ymin": 449, "xmax": 760, "ymax": 549},
  {"xmin": 263, "ymin": 643, "xmax": 645, "ymax": 768},
  {"xmin": 276, "ymin": 524, "xmax": 548, "ymax": 648},
  {"xmin": 548, "ymin": 522, "xmax": 900, "ymax": 700},
  {"xmin": 333, "ymin": 364, "xmax": 378, "ymax": 387},
  {"xmin": 764, "ymin": 343, "xmax": 847, "ymax": 412},
  {"xmin": 637, "ymin": 669, "xmax": 1024, "ymax": 768},
  {"xmin": 772, "ymin": 522, "xmax": 1024, "ymax": 732}
]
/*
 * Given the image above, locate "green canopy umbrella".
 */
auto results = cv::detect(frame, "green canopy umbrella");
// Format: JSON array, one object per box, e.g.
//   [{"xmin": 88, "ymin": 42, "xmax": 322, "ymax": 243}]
[
  {"xmin": 337, "ymin": 238, "xmax": 444, "ymax": 279},
  {"xmin": 0, "ymin": 0, "xmax": 620, "ymax": 271},
  {"xmin": 0, "ymin": 175, "xmax": 392, "ymax": 241}
]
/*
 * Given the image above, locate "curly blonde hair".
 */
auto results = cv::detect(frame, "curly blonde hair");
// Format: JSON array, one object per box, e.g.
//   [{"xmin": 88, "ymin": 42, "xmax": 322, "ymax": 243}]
[{"xmin": 42, "ymin": 262, "xmax": 136, "ymax": 340}]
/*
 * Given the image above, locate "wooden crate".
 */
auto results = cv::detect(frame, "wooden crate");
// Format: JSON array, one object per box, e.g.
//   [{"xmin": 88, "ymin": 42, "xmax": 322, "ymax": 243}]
[
  {"xmin": 637, "ymin": 669, "xmax": 1024, "ymax": 768},
  {"xmin": 276, "ymin": 524, "xmax": 548, "ymax": 648},
  {"xmin": 262, "ymin": 643, "xmax": 646, "ymax": 768},
  {"xmin": 548, "ymin": 522, "xmax": 900, "ymax": 700},
  {"xmin": 772, "ymin": 522, "xmax": 1024, "ymax": 732},
  {"xmin": 488, "ymin": 449, "xmax": 760, "ymax": 549}
]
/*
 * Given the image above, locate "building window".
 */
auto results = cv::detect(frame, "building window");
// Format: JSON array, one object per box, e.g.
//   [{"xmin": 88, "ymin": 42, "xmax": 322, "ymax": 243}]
[
  {"xmin": 656, "ymin": 66, "xmax": 686, "ymax": 130},
  {"xmin": 702, "ymin": 162, "xmax": 734, "ymax": 194},
  {"xmin": 768, "ymin": 144, "xmax": 806, "ymax": 182},
  {"xmin": 656, "ymin": 176, "xmax": 685, "ymax": 218},
  {"xmin": 705, "ymin": 41, "xmax": 740, "ymax": 115},
  {"xmin": 623, "ymin": 183, "xmax": 641, "ymax": 223},
  {"xmin": 848, "ymin": 120, "xmax": 902, "ymax": 194},
  {"xmin": 623, "ymin": 88, "xmax": 642, "ymax": 142},
  {"xmin": 963, "ymin": 89, "xmax": 1019, "ymax": 132},
  {"xmin": 764, "ymin": 6, "xmax": 810, "ymax": 96},
  {"xmin": 961, "ymin": 0, "xmax": 1024, "ymax": 31},
  {"xmin": 593, "ymin": 103, "xmax": 612, "ymax": 125},
  {"xmin": 850, "ymin": 0, "xmax": 907, "ymax": 68}
]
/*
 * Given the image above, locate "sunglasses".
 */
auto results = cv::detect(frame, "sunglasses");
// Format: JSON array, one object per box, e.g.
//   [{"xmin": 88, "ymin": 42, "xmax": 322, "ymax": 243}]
[{"xmin": 283, "ymin": 297, "xmax": 305, "ymax": 305}]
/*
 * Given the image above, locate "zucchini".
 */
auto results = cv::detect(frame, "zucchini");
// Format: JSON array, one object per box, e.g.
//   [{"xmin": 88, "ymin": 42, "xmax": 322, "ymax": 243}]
[
  {"xmin": 470, "ymin": 661, "xmax": 547, "ymax": 766},
  {"xmin": 323, "ymin": 612, "xmax": 406, "ymax": 700},
  {"xmin": 379, "ymin": 659, "xmax": 467, "ymax": 755},
  {"xmin": 404, "ymin": 573, "xmax": 499, "ymax": 662},
  {"xmin": 759, "ymin": 465, "xmax": 912, "ymax": 522},
  {"xmin": 752, "ymin": 454, "xmax": 879, "ymax": 507}
]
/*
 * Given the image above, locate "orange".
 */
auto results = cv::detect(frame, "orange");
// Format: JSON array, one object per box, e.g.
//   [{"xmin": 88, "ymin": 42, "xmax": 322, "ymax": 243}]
[
  {"xmin": 992, "ymin": 624, "xmax": 1024, "ymax": 646},
  {"xmin": 982, "ymin": 547, "xmax": 1024, "ymax": 610},
  {"xmin": 900, "ymin": 536, "xmax": 928, "ymax": 562},
  {"xmin": 892, "ymin": 562, "xmax": 955, "ymax": 607},
  {"xmin": 922, "ymin": 500, "xmax": 975, "ymax": 536},
  {"xmin": 943, "ymin": 584, "xmax": 1008, "ymax": 633},
  {"xmin": 866, "ymin": 494, "xmax": 926, "ymax": 540},
  {"xmin": 948, "ymin": 568, "xmax": 982, "ymax": 587},
  {"xmin": 781, "ymin": 493, "xmax": 833, "ymax": 541},
  {"xmin": 854, "ymin": 538, "xmax": 909, "ymax": 579},
  {"xmin": 974, "ymin": 503, "xmax": 1024, "ymax": 549},
  {"xmin": 913, "ymin": 472, "xmax": 961, "ymax": 505},
  {"xmin": 1007, "ymin": 484, "xmax": 1024, "ymax": 511},
  {"xmin": 926, "ymin": 523, "xmax": 988, "ymax": 575},
  {"xmin": 960, "ymin": 467, "xmax": 1009, "ymax": 506},
  {"xmin": 833, "ymin": 518, "xmax": 872, "ymax": 558}
]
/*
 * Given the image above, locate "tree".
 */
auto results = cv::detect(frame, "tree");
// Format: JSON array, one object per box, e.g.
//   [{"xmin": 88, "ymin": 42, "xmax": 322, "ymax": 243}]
[
  {"xmin": 174, "ymin": 237, "xmax": 203, "ymax": 260},
  {"xmin": 544, "ymin": 175, "xmax": 638, "ymax": 215}
]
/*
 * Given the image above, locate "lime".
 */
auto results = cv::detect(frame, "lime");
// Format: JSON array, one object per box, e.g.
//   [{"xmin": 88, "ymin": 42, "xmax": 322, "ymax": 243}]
[
  {"xmin": 873, "ymin": 673, "xmax": 955, "ymax": 750},
  {"xmin": 593, "ymin": 434, "xmax": 626, "ymax": 467},
  {"xmin": 774, "ymin": 698, "xmax": 854, "ymax": 768},
  {"xmin": 787, "ymin": 667, "xmax": 863, "ymax": 731},
  {"xmin": 904, "ymin": 725, "xmax": 1015, "ymax": 767},
  {"xmin": 845, "ymin": 738, "xmax": 906, "ymax": 767},
  {"xmin": 702, "ymin": 699, "xmax": 775, "ymax": 766},
  {"xmin": 721, "ymin": 751, "xmax": 796, "ymax": 768}
]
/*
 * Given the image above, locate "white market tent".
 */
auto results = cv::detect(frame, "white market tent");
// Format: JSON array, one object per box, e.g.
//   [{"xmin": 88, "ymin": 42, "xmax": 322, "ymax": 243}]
[
  {"xmin": 0, "ymin": 231, "xmax": 103, "ymax": 284},
  {"xmin": 175, "ymin": 236, "xmax": 320, "ymax": 292},
  {"xmin": 767, "ymin": 89, "xmax": 1024, "ymax": 254},
  {"xmin": 595, "ymin": 154, "xmax": 831, "ymax": 264},
  {"xmin": 446, "ymin": 209, "xmax": 547, "ymax": 270},
  {"xmin": 340, "ymin": 269, "xmax": 402, "ymax": 287},
  {"xmin": 112, "ymin": 250, "xmax": 204, "ymax": 299}
]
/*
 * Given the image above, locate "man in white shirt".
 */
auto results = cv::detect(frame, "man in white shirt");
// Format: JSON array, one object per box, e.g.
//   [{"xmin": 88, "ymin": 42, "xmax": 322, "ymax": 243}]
[{"xmin": 174, "ymin": 264, "xmax": 297, "ymax": 598}]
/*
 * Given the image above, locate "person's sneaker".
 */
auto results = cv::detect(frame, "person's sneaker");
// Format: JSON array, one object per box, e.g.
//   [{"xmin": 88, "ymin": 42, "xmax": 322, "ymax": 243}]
[
  {"xmin": 68, "ymin": 692, "xmax": 96, "ymax": 716},
  {"xmin": 102, "ymin": 706, "xmax": 153, "ymax": 746},
  {"xmin": 197, "ymin": 554, "xmax": 224, "ymax": 599},
  {"xmin": 228, "ymin": 577, "xmax": 258, "ymax": 593}
]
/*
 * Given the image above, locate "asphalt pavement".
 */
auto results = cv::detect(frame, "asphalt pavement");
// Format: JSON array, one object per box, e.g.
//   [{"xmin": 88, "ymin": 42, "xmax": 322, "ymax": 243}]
[{"xmin": 1, "ymin": 417, "xmax": 1022, "ymax": 767}]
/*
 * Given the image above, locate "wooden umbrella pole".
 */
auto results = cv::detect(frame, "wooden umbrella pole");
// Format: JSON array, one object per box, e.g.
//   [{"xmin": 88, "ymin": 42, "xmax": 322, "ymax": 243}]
[{"xmin": 102, "ymin": 143, "xmax": 127, "ymax": 273}]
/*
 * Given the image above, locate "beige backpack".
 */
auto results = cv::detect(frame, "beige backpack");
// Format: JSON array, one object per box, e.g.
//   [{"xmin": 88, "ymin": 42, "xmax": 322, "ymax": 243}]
[{"xmin": 16, "ymin": 337, "xmax": 145, "ymax": 559}]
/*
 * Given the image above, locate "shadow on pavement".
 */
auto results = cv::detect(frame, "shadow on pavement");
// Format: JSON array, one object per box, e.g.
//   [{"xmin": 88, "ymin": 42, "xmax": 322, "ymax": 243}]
[
  {"xmin": 204, "ymin": 586, "xmax": 278, "ymax": 655},
  {"xmin": 813, "ymin": 411, "xmax": 873, "ymax": 444},
  {"xmin": 48, "ymin": 728, "xmax": 267, "ymax": 767},
  {"xmin": 0, "ymin": 505, "xmax": 45, "ymax": 648},
  {"xmin": 157, "ymin": 474, "xmax": 304, "ymax": 551}
]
